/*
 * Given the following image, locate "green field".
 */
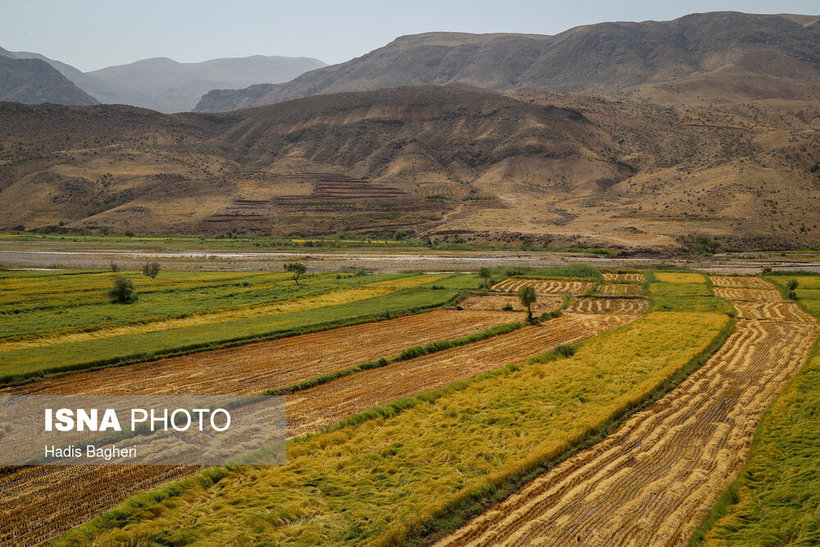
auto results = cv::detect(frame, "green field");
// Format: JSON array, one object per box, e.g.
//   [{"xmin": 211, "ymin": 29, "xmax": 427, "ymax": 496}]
[
  {"xmin": 694, "ymin": 274, "xmax": 820, "ymax": 546},
  {"xmin": 644, "ymin": 271, "xmax": 734, "ymax": 313},
  {"xmin": 0, "ymin": 270, "xmax": 474, "ymax": 383},
  {"xmin": 62, "ymin": 308, "xmax": 731, "ymax": 545}
]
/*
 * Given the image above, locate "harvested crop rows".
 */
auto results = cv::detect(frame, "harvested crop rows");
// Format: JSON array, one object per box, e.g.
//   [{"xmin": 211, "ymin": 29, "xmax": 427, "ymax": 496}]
[
  {"xmin": 286, "ymin": 312, "xmax": 636, "ymax": 438},
  {"xmin": 712, "ymin": 287, "xmax": 783, "ymax": 301},
  {"xmin": 458, "ymin": 295, "xmax": 563, "ymax": 314},
  {"xmin": 568, "ymin": 297, "xmax": 648, "ymax": 315},
  {"xmin": 0, "ymin": 313, "xmax": 637, "ymax": 545},
  {"xmin": 709, "ymin": 276, "xmax": 772, "ymax": 289},
  {"xmin": 602, "ymin": 273, "xmax": 644, "ymax": 283},
  {"xmin": 440, "ymin": 287, "xmax": 818, "ymax": 547},
  {"xmin": 493, "ymin": 279, "xmax": 594, "ymax": 295},
  {"xmin": 597, "ymin": 283, "xmax": 642, "ymax": 296},
  {"xmin": 732, "ymin": 301, "xmax": 815, "ymax": 322},
  {"xmin": 2, "ymin": 309, "xmax": 513, "ymax": 396}
]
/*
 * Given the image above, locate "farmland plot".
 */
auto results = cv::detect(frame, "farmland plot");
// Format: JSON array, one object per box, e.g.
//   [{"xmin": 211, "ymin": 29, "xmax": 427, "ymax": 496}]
[
  {"xmin": 1, "ymin": 310, "xmax": 514, "ymax": 396},
  {"xmin": 0, "ymin": 313, "xmax": 634, "ymax": 545},
  {"xmin": 440, "ymin": 283, "xmax": 818, "ymax": 547},
  {"xmin": 458, "ymin": 295, "xmax": 563, "ymax": 315},
  {"xmin": 712, "ymin": 287, "xmax": 783, "ymax": 301},
  {"xmin": 568, "ymin": 297, "xmax": 648, "ymax": 315},
  {"xmin": 602, "ymin": 273, "xmax": 644, "ymax": 283},
  {"xmin": 493, "ymin": 279, "xmax": 594, "ymax": 295},
  {"xmin": 709, "ymin": 276, "xmax": 772, "ymax": 289},
  {"xmin": 597, "ymin": 283, "xmax": 642, "ymax": 296}
]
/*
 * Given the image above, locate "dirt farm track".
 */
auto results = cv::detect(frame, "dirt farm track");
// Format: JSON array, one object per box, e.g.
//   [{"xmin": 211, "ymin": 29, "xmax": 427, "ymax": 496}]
[{"xmin": 439, "ymin": 279, "xmax": 818, "ymax": 546}]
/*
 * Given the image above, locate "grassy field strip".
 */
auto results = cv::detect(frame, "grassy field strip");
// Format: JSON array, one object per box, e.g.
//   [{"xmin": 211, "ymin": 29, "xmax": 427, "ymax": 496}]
[
  {"xmin": 693, "ymin": 274, "xmax": 820, "ymax": 545},
  {"xmin": 437, "ymin": 278, "xmax": 817, "ymax": 546},
  {"xmin": 56, "ymin": 311, "xmax": 729, "ymax": 546},
  {"xmin": 2, "ymin": 312, "xmax": 631, "ymax": 545},
  {"xmin": 655, "ymin": 272, "xmax": 707, "ymax": 284},
  {"xmin": 0, "ymin": 274, "xmax": 468, "ymax": 383},
  {"xmin": 0, "ymin": 274, "xmax": 443, "ymax": 352},
  {"xmin": 0, "ymin": 271, "xmax": 402, "ymax": 341}
]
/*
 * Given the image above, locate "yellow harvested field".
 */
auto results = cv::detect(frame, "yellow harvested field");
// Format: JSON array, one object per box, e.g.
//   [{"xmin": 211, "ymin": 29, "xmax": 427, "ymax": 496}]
[
  {"xmin": 439, "ymin": 282, "xmax": 818, "ymax": 547},
  {"xmin": 709, "ymin": 276, "xmax": 772, "ymax": 289},
  {"xmin": 732, "ymin": 301, "xmax": 816, "ymax": 322},
  {"xmin": 655, "ymin": 272, "xmax": 705, "ymax": 284},
  {"xmin": 493, "ymin": 278, "xmax": 594, "ymax": 295},
  {"xmin": 602, "ymin": 273, "xmax": 644, "ymax": 283},
  {"xmin": 0, "ymin": 274, "xmax": 445, "ymax": 352},
  {"xmin": 458, "ymin": 294, "xmax": 563, "ymax": 315},
  {"xmin": 712, "ymin": 287, "xmax": 783, "ymax": 302},
  {"xmin": 597, "ymin": 283, "xmax": 642, "ymax": 296},
  {"xmin": 568, "ymin": 297, "xmax": 648, "ymax": 315}
]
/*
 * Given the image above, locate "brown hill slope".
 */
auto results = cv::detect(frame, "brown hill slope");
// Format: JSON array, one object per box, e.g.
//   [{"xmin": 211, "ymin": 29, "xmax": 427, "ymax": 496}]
[
  {"xmin": 1, "ymin": 85, "xmax": 818, "ymax": 250},
  {"xmin": 195, "ymin": 12, "xmax": 820, "ymax": 112},
  {"xmin": 0, "ymin": 56, "xmax": 97, "ymax": 106}
]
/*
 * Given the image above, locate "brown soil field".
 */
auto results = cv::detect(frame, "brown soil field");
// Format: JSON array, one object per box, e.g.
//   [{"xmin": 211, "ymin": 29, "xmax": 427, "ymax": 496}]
[
  {"xmin": 458, "ymin": 295, "xmax": 563, "ymax": 315},
  {"xmin": 0, "ymin": 313, "xmax": 637, "ymax": 545},
  {"xmin": 597, "ymin": 283, "xmax": 643, "ymax": 296},
  {"xmin": 493, "ymin": 279, "xmax": 594, "ymax": 295},
  {"xmin": 709, "ymin": 276, "xmax": 772, "ymax": 289},
  {"xmin": 712, "ymin": 287, "xmax": 784, "ymax": 301},
  {"xmin": 439, "ymin": 286, "xmax": 818, "ymax": 546},
  {"xmin": 602, "ymin": 273, "xmax": 644, "ymax": 283},
  {"xmin": 568, "ymin": 297, "xmax": 648, "ymax": 315},
  {"xmin": 1, "ymin": 310, "xmax": 514, "ymax": 397}
]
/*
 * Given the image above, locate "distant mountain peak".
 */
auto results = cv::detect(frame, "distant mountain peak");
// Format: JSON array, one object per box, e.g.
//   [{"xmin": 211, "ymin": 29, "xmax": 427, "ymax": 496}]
[{"xmin": 194, "ymin": 11, "xmax": 820, "ymax": 112}]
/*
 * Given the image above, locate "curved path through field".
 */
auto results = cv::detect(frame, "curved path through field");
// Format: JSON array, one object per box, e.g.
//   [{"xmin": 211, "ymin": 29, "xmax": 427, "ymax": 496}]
[
  {"xmin": 0, "ymin": 311, "xmax": 637, "ymax": 545},
  {"xmin": 439, "ymin": 278, "xmax": 818, "ymax": 546}
]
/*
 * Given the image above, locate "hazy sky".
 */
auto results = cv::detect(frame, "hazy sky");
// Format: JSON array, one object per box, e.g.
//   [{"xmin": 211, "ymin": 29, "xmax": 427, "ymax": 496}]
[{"xmin": 1, "ymin": 0, "xmax": 818, "ymax": 72}]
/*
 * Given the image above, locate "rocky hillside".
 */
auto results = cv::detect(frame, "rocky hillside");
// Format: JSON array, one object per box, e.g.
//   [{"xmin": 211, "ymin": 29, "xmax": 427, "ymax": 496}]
[
  {"xmin": 1, "ymin": 84, "xmax": 818, "ymax": 251},
  {"xmin": 195, "ymin": 12, "xmax": 820, "ymax": 112},
  {"xmin": 0, "ymin": 55, "xmax": 97, "ymax": 106}
]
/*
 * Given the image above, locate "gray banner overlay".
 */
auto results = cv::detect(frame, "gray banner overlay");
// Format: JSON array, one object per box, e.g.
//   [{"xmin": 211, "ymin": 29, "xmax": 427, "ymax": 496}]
[{"xmin": 0, "ymin": 395, "xmax": 285, "ymax": 465}]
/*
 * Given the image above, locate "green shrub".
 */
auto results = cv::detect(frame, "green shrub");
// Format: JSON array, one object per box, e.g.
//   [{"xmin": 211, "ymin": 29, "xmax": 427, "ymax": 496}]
[
  {"xmin": 141, "ymin": 262, "xmax": 161, "ymax": 279},
  {"xmin": 109, "ymin": 276, "xmax": 137, "ymax": 304}
]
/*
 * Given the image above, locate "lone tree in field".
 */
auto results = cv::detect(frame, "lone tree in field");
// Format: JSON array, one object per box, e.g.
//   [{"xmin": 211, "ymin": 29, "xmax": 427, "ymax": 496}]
[
  {"xmin": 479, "ymin": 267, "xmax": 493, "ymax": 289},
  {"xmin": 141, "ymin": 262, "xmax": 161, "ymax": 279},
  {"xmin": 519, "ymin": 285, "xmax": 537, "ymax": 322},
  {"xmin": 787, "ymin": 279, "xmax": 799, "ymax": 300},
  {"xmin": 284, "ymin": 262, "xmax": 307, "ymax": 285},
  {"xmin": 109, "ymin": 275, "xmax": 137, "ymax": 304}
]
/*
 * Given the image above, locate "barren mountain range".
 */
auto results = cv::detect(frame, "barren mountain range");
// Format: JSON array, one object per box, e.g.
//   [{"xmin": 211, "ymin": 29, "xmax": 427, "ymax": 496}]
[
  {"xmin": 195, "ymin": 12, "xmax": 820, "ymax": 112},
  {"xmin": 0, "ymin": 11, "xmax": 818, "ymax": 252},
  {"xmin": 0, "ymin": 49, "xmax": 326, "ymax": 113}
]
